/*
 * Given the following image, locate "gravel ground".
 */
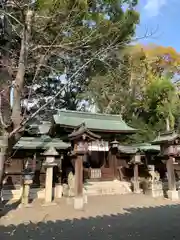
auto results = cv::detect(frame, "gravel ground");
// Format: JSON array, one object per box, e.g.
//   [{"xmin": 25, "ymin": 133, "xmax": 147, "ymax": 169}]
[{"xmin": 0, "ymin": 194, "xmax": 180, "ymax": 239}]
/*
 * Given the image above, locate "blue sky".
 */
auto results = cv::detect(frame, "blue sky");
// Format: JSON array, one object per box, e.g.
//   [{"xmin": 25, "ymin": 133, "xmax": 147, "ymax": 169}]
[{"xmin": 136, "ymin": 0, "xmax": 180, "ymax": 52}]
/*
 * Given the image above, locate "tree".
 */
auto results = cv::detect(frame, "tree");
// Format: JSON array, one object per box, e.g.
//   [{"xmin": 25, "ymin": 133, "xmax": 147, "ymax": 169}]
[
  {"xmin": 0, "ymin": 0, "xmax": 140, "ymax": 206},
  {"xmin": 135, "ymin": 76, "xmax": 178, "ymax": 131},
  {"xmin": 130, "ymin": 44, "xmax": 180, "ymax": 79},
  {"xmin": 85, "ymin": 44, "xmax": 147, "ymax": 117},
  {"xmin": 86, "ymin": 43, "xmax": 180, "ymax": 143},
  {"xmin": 126, "ymin": 45, "xmax": 180, "ymax": 134}
]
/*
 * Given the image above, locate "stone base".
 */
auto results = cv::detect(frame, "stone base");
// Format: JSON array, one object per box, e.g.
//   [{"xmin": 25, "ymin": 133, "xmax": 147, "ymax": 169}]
[
  {"xmin": 2, "ymin": 181, "xmax": 132, "ymax": 202},
  {"xmin": 167, "ymin": 190, "xmax": 179, "ymax": 201},
  {"xmin": 18, "ymin": 203, "xmax": 33, "ymax": 208},
  {"xmin": 74, "ymin": 197, "xmax": 84, "ymax": 210},
  {"xmin": 150, "ymin": 189, "xmax": 164, "ymax": 198},
  {"xmin": 66, "ymin": 194, "xmax": 87, "ymax": 206},
  {"xmin": 42, "ymin": 202, "xmax": 57, "ymax": 207},
  {"xmin": 55, "ymin": 185, "xmax": 63, "ymax": 199},
  {"xmin": 134, "ymin": 189, "xmax": 141, "ymax": 194},
  {"xmin": 66, "ymin": 197, "xmax": 74, "ymax": 205},
  {"xmin": 85, "ymin": 180, "xmax": 132, "ymax": 196},
  {"xmin": 83, "ymin": 194, "xmax": 88, "ymax": 204},
  {"xmin": 62, "ymin": 184, "xmax": 69, "ymax": 197},
  {"xmin": 145, "ymin": 181, "xmax": 164, "ymax": 198}
]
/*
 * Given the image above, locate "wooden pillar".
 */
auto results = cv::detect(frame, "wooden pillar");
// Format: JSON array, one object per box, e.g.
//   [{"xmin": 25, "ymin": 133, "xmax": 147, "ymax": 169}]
[
  {"xmin": 74, "ymin": 155, "xmax": 84, "ymax": 209},
  {"xmin": 109, "ymin": 149, "xmax": 118, "ymax": 179},
  {"xmin": 75, "ymin": 155, "xmax": 83, "ymax": 196},
  {"xmin": 113, "ymin": 153, "xmax": 118, "ymax": 179},
  {"xmin": 68, "ymin": 126, "xmax": 101, "ymax": 209}
]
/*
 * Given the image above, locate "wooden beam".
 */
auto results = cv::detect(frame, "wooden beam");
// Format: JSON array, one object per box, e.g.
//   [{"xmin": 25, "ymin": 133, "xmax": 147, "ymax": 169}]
[{"xmin": 113, "ymin": 153, "xmax": 118, "ymax": 179}]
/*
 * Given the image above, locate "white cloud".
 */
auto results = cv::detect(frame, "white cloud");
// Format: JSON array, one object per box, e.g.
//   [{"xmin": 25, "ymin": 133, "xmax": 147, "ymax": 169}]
[{"xmin": 144, "ymin": 0, "xmax": 166, "ymax": 17}]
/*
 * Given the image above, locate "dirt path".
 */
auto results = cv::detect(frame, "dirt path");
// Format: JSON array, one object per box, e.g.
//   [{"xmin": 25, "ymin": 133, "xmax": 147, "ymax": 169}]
[{"xmin": 0, "ymin": 194, "xmax": 180, "ymax": 239}]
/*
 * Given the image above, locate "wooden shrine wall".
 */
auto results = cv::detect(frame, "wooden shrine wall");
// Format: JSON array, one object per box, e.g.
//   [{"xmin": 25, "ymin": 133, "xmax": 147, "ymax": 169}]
[
  {"xmin": 4, "ymin": 157, "xmax": 46, "ymax": 190},
  {"xmin": 4, "ymin": 159, "xmax": 23, "ymax": 189},
  {"xmin": 83, "ymin": 151, "xmax": 115, "ymax": 181}
]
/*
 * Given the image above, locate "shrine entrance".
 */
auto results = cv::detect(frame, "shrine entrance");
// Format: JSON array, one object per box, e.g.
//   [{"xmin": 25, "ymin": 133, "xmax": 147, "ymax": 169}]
[{"xmin": 82, "ymin": 140, "xmax": 116, "ymax": 181}]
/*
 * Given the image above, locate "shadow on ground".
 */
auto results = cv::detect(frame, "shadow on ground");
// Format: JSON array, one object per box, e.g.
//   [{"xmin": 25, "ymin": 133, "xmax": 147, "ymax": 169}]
[
  {"xmin": 0, "ymin": 200, "xmax": 21, "ymax": 218},
  {"xmin": 1, "ymin": 203, "xmax": 180, "ymax": 239}
]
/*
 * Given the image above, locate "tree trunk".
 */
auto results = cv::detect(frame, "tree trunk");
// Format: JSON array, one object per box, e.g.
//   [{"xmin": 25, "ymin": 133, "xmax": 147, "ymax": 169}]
[
  {"xmin": 0, "ymin": 10, "xmax": 34, "ymax": 208},
  {"xmin": 104, "ymin": 94, "xmax": 115, "ymax": 114},
  {"xmin": 166, "ymin": 117, "xmax": 170, "ymax": 132},
  {"xmin": 12, "ymin": 10, "xmax": 33, "ymax": 128},
  {"xmin": 0, "ymin": 133, "xmax": 8, "ymax": 207}
]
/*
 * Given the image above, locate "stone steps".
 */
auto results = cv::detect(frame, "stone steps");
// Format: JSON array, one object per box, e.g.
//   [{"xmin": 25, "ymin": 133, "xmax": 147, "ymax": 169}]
[
  {"xmin": 84, "ymin": 180, "xmax": 132, "ymax": 196},
  {"xmin": 2, "ymin": 181, "xmax": 132, "ymax": 201},
  {"xmin": 2, "ymin": 188, "xmax": 45, "ymax": 201}
]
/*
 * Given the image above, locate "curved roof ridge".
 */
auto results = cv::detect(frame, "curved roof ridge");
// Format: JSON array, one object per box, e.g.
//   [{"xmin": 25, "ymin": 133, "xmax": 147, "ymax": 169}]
[
  {"xmin": 54, "ymin": 110, "xmax": 136, "ymax": 133},
  {"xmin": 57, "ymin": 109, "xmax": 123, "ymax": 119}
]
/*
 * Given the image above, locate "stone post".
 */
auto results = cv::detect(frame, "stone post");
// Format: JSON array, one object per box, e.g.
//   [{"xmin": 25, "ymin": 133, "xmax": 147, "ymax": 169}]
[
  {"xmin": 42, "ymin": 147, "xmax": 58, "ymax": 206},
  {"xmin": 21, "ymin": 169, "xmax": 34, "ymax": 207},
  {"xmin": 55, "ymin": 155, "xmax": 63, "ymax": 199},
  {"xmin": 21, "ymin": 179, "xmax": 32, "ymax": 206},
  {"xmin": 133, "ymin": 154, "xmax": 141, "ymax": 194},
  {"xmin": 55, "ymin": 183, "xmax": 63, "ymax": 199},
  {"xmin": 133, "ymin": 163, "xmax": 141, "ymax": 193},
  {"xmin": 166, "ymin": 157, "xmax": 179, "ymax": 200}
]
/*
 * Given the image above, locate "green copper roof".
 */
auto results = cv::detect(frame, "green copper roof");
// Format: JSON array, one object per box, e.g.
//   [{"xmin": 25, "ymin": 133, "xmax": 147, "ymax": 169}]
[
  {"xmin": 53, "ymin": 110, "xmax": 136, "ymax": 133},
  {"xmin": 14, "ymin": 136, "xmax": 71, "ymax": 150},
  {"xmin": 25, "ymin": 121, "xmax": 51, "ymax": 135},
  {"xmin": 152, "ymin": 131, "xmax": 179, "ymax": 144},
  {"xmin": 136, "ymin": 144, "xmax": 160, "ymax": 152},
  {"xmin": 118, "ymin": 145, "xmax": 138, "ymax": 154},
  {"xmin": 118, "ymin": 143, "xmax": 160, "ymax": 154},
  {"xmin": 68, "ymin": 123, "xmax": 101, "ymax": 140}
]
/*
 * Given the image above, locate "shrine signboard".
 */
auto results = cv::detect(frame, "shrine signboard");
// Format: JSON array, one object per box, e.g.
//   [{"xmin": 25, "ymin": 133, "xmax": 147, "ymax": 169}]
[{"xmin": 88, "ymin": 141, "xmax": 109, "ymax": 152}]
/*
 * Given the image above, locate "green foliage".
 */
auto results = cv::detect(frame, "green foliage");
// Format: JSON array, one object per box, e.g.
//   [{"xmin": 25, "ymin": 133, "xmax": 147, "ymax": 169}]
[
  {"xmin": 86, "ymin": 43, "xmax": 180, "ymax": 143},
  {"xmin": 33, "ymin": 0, "xmax": 140, "ymax": 112},
  {"xmin": 0, "ymin": 0, "xmax": 139, "ymax": 118}
]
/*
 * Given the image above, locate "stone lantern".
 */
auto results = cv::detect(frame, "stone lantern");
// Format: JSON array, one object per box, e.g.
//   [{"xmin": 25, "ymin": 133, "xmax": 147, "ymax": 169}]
[
  {"xmin": 152, "ymin": 131, "xmax": 180, "ymax": 200},
  {"xmin": 68, "ymin": 123, "xmax": 101, "ymax": 210},
  {"xmin": 117, "ymin": 145, "xmax": 142, "ymax": 193},
  {"xmin": 42, "ymin": 147, "xmax": 58, "ymax": 205},
  {"xmin": 110, "ymin": 140, "xmax": 119, "ymax": 149},
  {"xmin": 21, "ymin": 168, "xmax": 34, "ymax": 206}
]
